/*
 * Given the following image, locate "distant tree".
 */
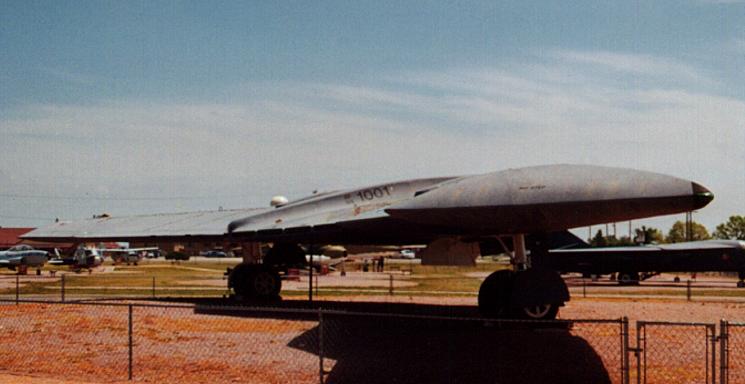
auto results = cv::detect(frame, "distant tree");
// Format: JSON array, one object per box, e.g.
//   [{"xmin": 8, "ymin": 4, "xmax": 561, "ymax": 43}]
[
  {"xmin": 635, "ymin": 226, "xmax": 664, "ymax": 244},
  {"xmin": 713, "ymin": 215, "xmax": 745, "ymax": 240},
  {"xmin": 667, "ymin": 220, "xmax": 711, "ymax": 243},
  {"xmin": 612, "ymin": 236, "xmax": 635, "ymax": 246},
  {"xmin": 589, "ymin": 232, "xmax": 635, "ymax": 247},
  {"xmin": 590, "ymin": 229, "xmax": 607, "ymax": 247}
]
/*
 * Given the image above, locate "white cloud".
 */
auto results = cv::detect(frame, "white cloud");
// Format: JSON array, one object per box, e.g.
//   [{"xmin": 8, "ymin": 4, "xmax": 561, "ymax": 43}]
[
  {"xmin": 552, "ymin": 50, "xmax": 694, "ymax": 75},
  {"xmin": 38, "ymin": 67, "xmax": 106, "ymax": 87}
]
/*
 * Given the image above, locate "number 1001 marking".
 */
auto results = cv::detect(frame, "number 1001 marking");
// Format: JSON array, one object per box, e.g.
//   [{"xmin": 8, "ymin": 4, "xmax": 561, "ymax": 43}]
[{"xmin": 356, "ymin": 186, "xmax": 391, "ymax": 201}]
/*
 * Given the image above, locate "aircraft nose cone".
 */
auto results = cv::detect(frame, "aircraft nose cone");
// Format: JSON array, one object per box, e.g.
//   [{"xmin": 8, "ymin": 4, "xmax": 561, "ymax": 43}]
[{"xmin": 692, "ymin": 182, "xmax": 714, "ymax": 209}]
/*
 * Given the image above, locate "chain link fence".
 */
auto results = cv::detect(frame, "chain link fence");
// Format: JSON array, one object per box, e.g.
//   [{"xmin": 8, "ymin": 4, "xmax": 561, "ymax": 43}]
[
  {"xmin": 10, "ymin": 298, "xmax": 745, "ymax": 384},
  {"xmin": 321, "ymin": 313, "xmax": 626, "ymax": 384},
  {"xmin": 635, "ymin": 321, "xmax": 717, "ymax": 384},
  {"xmin": 0, "ymin": 301, "xmax": 130, "ymax": 383},
  {"xmin": 720, "ymin": 321, "xmax": 745, "ymax": 384},
  {"xmin": 0, "ymin": 299, "xmax": 629, "ymax": 384},
  {"xmin": 3, "ymin": 271, "xmax": 744, "ymax": 304}
]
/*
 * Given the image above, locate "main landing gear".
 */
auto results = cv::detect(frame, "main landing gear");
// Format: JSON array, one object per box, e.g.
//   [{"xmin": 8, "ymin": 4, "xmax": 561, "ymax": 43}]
[
  {"xmin": 227, "ymin": 263, "xmax": 282, "ymax": 300},
  {"xmin": 227, "ymin": 243, "xmax": 306, "ymax": 301},
  {"xmin": 477, "ymin": 234, "xmax": 569, "ymax": 320}
]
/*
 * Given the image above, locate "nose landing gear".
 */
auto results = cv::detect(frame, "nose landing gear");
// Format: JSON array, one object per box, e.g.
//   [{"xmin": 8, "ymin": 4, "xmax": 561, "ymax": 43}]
[{"xmin": 477, "ymin": 234, "xmax": 568, "ymax": 320}]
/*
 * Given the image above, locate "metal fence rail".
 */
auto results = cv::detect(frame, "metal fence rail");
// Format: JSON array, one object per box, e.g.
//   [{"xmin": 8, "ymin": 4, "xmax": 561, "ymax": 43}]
[{"xmin": 6, "ymin": 272, "xmax": 744, "ymax": 304}]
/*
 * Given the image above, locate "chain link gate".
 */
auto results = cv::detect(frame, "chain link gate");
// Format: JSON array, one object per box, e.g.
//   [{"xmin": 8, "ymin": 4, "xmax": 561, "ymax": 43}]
[
  {"xmin": 719, "ymin": 320, "xmax": 745, "ymax": 384},
  {"xmin": 635, "ymin": 321, "xmax": 717, "ymax": 384}
]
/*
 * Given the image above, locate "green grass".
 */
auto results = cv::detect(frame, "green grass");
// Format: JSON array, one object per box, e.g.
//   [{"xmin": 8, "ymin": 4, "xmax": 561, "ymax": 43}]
[
  {"xmin": 0, "ymin": 261, "xmax": 235, "ymax": 297},
  {"xmin": 4, "ymin": 260, "xmax": 745, "ymax": 301}
]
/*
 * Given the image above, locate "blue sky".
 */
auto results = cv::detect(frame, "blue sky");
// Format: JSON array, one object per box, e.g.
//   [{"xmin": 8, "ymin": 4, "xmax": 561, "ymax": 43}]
[{"xmin": 1, "ymin": 1, "xmax": 744, "ymax": 237}]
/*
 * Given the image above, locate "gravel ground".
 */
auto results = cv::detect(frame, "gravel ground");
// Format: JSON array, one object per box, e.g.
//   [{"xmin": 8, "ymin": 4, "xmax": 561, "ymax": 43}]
[
  {"xmin": 4, "ymin": 270, "xmax": 745, "ymax": 384},
  {"xmin": 3, "ymin": 294, "xmax": 745, "ymax": 384}
]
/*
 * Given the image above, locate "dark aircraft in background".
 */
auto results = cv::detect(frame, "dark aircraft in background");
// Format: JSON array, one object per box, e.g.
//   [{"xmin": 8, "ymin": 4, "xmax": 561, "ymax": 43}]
[
  {"xmin": 48, "ymin": 245, "xmax": 104, "ymax": 272},
  {"xmin": 548, "ymin": 239, "xmax": 745, "ymax": 286},
  {"xmin": 23, "ymin": 164, "xmax": 714, "ymax": 319}
]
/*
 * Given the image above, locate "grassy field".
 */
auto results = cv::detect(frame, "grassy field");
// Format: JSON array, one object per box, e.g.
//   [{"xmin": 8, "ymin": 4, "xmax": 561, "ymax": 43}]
[
  {"xmin": 0, "ymin": 260, "xmax": 230, "ymax": 298},
  {"xmin": 2, "ymin": 258, "xmax": 745, "ymax": 300},
  {"xmin": 0, "ymin": 259, "xmax": 503, "ymax": 299}
]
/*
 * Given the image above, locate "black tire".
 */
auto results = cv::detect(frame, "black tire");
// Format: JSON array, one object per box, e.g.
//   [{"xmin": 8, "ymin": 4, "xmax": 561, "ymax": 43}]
[
  {"xmin": 478, "ymin": 270, "xmax": 514, "ymax": 318},
  {"xmin": 618, "ymin": 272, "xmax": 640, "ymax": 286},
  {"xmin": 250, "ymin": 266, "xmax": 282, "ymax": 298},
  {"xmin": 508, "ymin": 268, "xmax": 566, "ymax": 320},
  {"xmin": 229, "ymin": 263, "xmax": 281, "ymax": 299},
  {"xmin": 229, "ymin": 263, "xmax": 255, "ymax": 298},
  {"xmin": 514, "ymin": 303, "xmax": 560, "ymax": 320}
]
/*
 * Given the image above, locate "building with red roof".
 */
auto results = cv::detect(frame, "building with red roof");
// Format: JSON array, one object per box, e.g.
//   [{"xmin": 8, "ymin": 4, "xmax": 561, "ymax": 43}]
[
  {"xmin": 0, "ymin": 227, "xmax": 34, "ymax": 249},
  {"xmin": 0, "ymin": 227, "xmax": 74, "ymax": 253}
]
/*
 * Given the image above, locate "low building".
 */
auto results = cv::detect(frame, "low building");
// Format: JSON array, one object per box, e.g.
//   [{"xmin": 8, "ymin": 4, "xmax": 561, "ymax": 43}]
[{"xmin": 0, "ymin": 226, "xmax": 74, "ymax": 253}]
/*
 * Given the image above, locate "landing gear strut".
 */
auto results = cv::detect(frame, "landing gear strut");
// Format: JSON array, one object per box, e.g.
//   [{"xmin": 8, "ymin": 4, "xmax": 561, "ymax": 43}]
[{"xmin": 477, "ymin": 234, "xmax": 569, "ymax": 320}]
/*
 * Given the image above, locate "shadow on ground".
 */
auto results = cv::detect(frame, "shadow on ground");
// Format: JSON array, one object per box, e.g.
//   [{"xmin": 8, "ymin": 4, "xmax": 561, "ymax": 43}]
[{"xmin": 183, "ymin": 298, "xmax": 612, "ymax": 384}]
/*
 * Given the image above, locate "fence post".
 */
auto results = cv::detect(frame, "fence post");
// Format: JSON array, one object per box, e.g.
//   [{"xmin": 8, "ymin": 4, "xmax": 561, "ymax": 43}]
[
  {"xmin": 720, "ymin": 320, "xmax": 728, "ymax": 384},
  {"xmin": 15, "ymin": 274, "xmax": 19, "ymax": 304},
  {"xmin": 128, "ymin": 304, "xmax": 133, "ymax": 381},
  {"xmin": 687, "ymin": 279, "xmax": 692, "ymax": 301},
  {"xmin": 61, "ymin": 274, "xmax": 65, "ymax": 303},
  {"xmin": 318, "ymin": 309, "xmax": 324, "ymax": 384},
  {"xmin": 637, "ymin": 322, "xmax": 645, "ymax": 384},
  {"xmin": 389, "ymin": 274, "xmax": 394, "ymax": 296},
  {"xmin": 622, "ymin": 317, "xmax": 630, "ymax": 384},
  {"xmin": 583, "ymin": 278, "xmax": 587, "ymax": 298},
  {"xmin": 710, "ymin": 324, "xmax": 717, "ymax": 384},
  {"xmin": 308, "ymin": 254, "xmax": 314, "ymax": 303}
]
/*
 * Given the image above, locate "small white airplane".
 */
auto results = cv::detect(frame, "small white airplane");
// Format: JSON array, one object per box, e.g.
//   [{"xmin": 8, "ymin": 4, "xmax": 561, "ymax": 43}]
[
  {"xmin": 395, "ymin": 249, "xmax": 417, "ymax": 259},
  {"xmin": 0, "ymin": 244, "xmax": 49, "ymax": 271}
]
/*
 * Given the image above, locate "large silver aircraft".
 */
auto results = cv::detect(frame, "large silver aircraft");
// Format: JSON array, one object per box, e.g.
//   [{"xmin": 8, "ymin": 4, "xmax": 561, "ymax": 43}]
[
  {"xmin": 0, "ymin": 244, "xmax": 49, "ymax": 270},
  {"xmin": 23, "ymin": 164, "xmax": 714, "ymax": 319}
]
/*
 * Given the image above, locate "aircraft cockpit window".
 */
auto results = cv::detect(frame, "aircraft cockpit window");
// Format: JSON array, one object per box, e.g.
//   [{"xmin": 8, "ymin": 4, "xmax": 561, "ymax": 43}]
[{"xmin": 9, "ymin": 244, "xmax": 32, "ymax": 251}]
